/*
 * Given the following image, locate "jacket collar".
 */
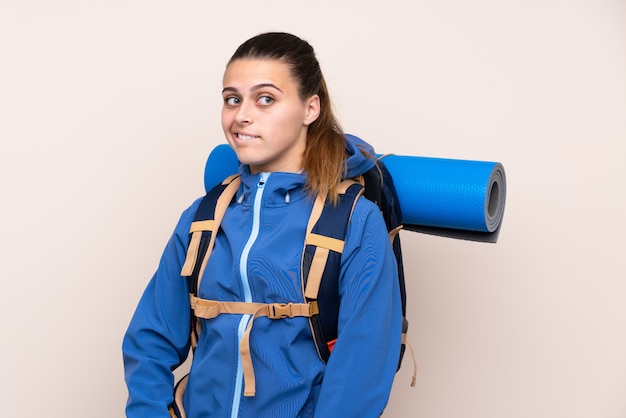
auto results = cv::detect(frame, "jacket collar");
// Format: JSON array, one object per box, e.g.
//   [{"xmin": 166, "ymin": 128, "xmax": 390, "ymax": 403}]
[{"xmin": 236, "ymin": 165, "xmax": 309, "ymax": 207}]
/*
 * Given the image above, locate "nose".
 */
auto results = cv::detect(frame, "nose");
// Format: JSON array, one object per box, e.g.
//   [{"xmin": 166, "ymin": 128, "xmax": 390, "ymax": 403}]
[{"xmin": 235, "ymin": 102, "xmax": 252, "ymax": 125}]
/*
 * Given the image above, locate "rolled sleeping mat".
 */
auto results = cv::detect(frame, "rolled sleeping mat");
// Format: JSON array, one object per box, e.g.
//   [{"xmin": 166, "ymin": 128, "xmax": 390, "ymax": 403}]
[
  {"xmin": 379, "ymin": 154, "xmax": 506, "ymax": 243},
  {"xmin": 204, "ymin": 144, "xmax": 506, "ymax": 243},
  {"xmin": 204, "ymin": 143, "xmax": 241, "ymax": 191}
]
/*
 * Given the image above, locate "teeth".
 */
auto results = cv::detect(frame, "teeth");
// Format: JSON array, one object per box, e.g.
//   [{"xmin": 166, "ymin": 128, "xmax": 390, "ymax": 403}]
[{"xmin": 238, "ymin": 134, "xmax": 256, "ymax": 140}]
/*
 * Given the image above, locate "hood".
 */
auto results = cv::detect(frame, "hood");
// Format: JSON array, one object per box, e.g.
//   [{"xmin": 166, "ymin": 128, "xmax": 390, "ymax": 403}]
[{"xmin": 344, "ymin": 133, "xmax": 377, "ymax": 179}]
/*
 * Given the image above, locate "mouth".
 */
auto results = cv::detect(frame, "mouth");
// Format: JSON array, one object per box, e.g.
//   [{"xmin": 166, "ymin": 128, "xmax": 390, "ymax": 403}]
[{"xmin": 235, "ymin": 133, "xmax": 259, "ymax": 141}]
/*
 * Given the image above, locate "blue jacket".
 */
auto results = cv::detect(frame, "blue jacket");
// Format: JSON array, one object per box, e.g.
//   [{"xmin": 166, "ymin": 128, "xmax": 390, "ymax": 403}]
[{"xmin": 123, "ymin": 136, "xmax": 402, "ymax": 417}]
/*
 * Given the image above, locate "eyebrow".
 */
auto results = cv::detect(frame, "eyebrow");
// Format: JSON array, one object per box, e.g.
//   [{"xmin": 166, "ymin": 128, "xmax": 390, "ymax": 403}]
[{"xmin": 222, "ymin": 83, "xmax": 283, "ymax": 94}]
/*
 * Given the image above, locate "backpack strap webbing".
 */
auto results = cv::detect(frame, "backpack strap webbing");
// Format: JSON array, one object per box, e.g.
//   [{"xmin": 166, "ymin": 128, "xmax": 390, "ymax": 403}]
[
  {"xmin": 189, "ymin": 296, "xmax": 319, "ymax": 397},
  {"xmin": 180, "ymin": 174, "xmax": 240, "ymax": 348},
  {"xmin": 302, "ymin": 179, "xmax": 364, "ymax": 362}
]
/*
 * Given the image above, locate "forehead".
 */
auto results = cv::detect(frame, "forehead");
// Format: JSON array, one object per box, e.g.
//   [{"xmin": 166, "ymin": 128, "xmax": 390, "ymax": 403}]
[{"xmin": 223, "ymin": 58, "xmax": 297, "ymax": 89}]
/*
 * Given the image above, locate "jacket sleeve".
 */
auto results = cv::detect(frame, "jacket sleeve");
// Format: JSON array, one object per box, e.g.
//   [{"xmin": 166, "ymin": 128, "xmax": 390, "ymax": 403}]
[
  {"xmin": 314, "ymin": 198, "xmax": 402, "ymax": 418},
  {"xmin": 122, "ymin": 200, "xmax": 201, "ymax": 417}
]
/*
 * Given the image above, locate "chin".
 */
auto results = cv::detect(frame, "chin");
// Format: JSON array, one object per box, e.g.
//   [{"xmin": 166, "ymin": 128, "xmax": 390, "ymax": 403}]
[{"xmin": 233, "ymin": 151, "xmax": 261, "ymax": 167}]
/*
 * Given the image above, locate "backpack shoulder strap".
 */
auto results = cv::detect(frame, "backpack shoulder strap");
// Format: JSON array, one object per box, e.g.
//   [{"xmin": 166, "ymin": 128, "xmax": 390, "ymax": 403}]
[
  {"xmin": 179, "ymin": 174, "xmax": 240, "ymax": 350},
  {"xmin": 180, "ymin": 174, "xmax": 240, "ymax": 295},
  {"xmin": 302, "ymin": 179, "xmax": 364, "ymax": 362}
]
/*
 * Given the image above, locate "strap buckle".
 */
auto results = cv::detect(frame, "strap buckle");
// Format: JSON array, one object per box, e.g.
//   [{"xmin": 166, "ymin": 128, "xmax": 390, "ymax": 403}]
[{"xmin": 269, "ymin": 303, "xmax": 295, "ymax": 319}]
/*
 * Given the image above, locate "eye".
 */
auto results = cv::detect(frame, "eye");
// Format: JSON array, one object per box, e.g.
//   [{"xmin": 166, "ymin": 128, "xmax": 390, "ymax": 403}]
[
  {"xmin": 224, "ymin": 96, "xmax": 240, "ymax": 106},
  {"xmin": 257, "ymin": 95, "xmax": 274, "ymax": 105}
]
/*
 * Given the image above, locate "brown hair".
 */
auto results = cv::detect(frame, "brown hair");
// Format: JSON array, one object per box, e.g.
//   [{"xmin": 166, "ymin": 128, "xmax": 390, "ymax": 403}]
[{"xmin": 228, "ymin": 32, "xmax": 346, "ymax": 203}]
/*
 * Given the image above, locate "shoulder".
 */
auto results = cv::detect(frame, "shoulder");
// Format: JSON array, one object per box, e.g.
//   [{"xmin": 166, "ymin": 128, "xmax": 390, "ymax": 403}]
[
  {"xmin": 344, "ymin": 196, "xmax": 388, "ymax": 246},
  {"xmin": 340, "ymin": 195, "xmax": 396, "ymax": 285},
  {"xmin": 170, "ymin": 195, "xmax": 206, "ymax": 241},
  {"xmin": 352, "ymin": 194, "xmax": 384, "ymax": 222}
]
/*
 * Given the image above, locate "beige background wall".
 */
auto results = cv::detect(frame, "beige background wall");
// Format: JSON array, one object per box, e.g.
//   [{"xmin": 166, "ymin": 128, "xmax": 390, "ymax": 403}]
[{"xmin": 1, "ymin": 1, "xmax": 625, "ymax": 417}]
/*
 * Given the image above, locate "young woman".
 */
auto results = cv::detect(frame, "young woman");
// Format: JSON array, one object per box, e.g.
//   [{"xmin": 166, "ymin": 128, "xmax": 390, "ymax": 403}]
[{"xmin": 123, "ymin": 32, "xmax": 401, "ymax": 417}]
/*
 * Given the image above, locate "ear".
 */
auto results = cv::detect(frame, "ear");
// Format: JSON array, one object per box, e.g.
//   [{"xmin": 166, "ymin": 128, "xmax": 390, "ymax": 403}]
[{"xmin": 303, "ymin": 94, "xmax": 320, "ymax": 126}]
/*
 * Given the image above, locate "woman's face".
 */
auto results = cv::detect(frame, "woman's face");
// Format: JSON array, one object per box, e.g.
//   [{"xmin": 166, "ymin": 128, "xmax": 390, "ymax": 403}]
[{"xmin": 221, "ymin": 59, "xmax": 319, "ymax": 174}]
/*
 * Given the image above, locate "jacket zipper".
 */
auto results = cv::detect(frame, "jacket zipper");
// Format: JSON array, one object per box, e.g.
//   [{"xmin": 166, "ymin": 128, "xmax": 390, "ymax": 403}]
[{"xmin": 231, "ymin": 172, "xmax": 269, "ymax": 418}]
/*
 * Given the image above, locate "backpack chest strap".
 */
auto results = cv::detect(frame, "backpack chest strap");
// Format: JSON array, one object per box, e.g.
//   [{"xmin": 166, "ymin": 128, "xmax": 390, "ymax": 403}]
[
  {"xmin": 190, "ymin": 295, "xmax": 318, "ymax": 319},
  {"xmin": 189, "ymin": 295, "xmax": 319, "ymax": 397}
]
